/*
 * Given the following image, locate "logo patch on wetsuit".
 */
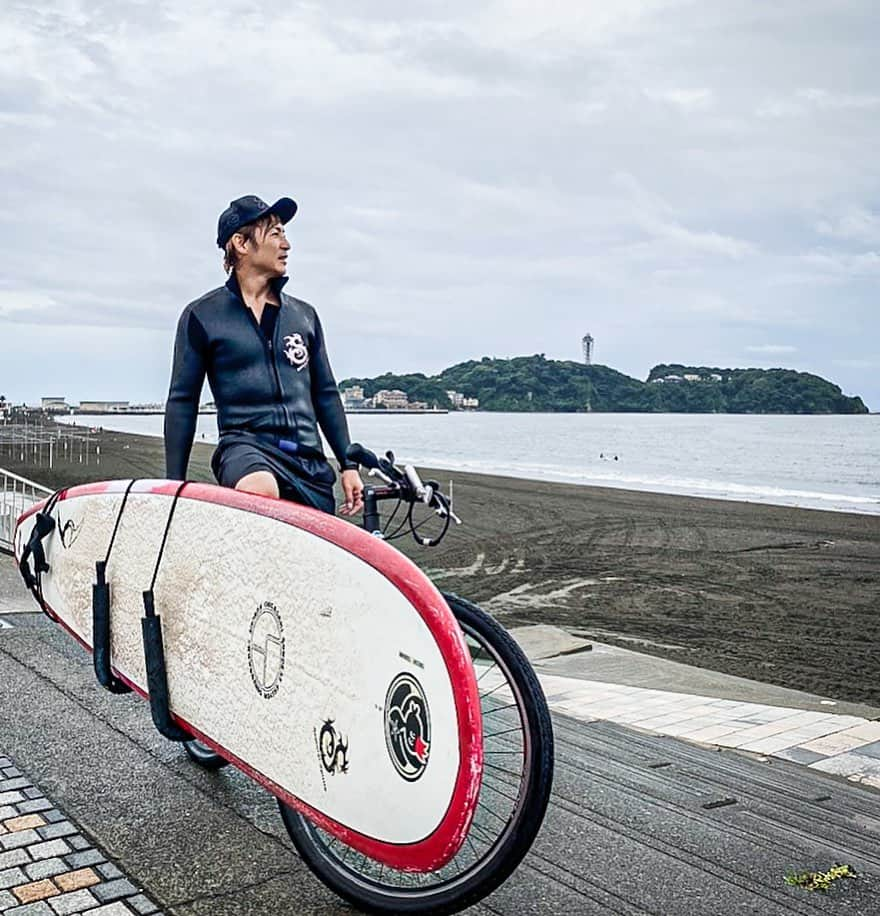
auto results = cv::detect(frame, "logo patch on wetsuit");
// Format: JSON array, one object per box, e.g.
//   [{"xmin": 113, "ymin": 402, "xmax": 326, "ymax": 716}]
[{"xmin": 283, "ymin": 333, "xmax": 309, "ymax": 371}]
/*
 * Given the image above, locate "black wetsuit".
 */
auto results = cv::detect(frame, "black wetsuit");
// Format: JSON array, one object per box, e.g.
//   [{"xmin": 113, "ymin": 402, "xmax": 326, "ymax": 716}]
[{"xmin": 163, "ymin": 274, "xmax": 354, "ymax": 514}]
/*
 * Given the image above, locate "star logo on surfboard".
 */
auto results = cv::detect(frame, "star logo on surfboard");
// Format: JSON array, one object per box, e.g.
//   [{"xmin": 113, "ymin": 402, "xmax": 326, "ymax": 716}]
[
  {"xmin": 384, "ymin": 673, "xmax": 431, "ymax": 781},
  {"xmin": 248, "ymin": 602, "xmax": 285, "ymax": 699}
]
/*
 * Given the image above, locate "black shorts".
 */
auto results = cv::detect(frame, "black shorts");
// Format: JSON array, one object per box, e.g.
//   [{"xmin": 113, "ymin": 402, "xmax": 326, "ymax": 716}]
[{"xmin": 211, "ymin": 433, "xmax": 336, "ymax": 515}]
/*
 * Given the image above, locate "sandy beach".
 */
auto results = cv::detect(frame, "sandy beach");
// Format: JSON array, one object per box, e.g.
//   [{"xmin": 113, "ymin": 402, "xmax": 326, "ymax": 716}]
[{"xmin": 4, "ymin": 425, "xmax": 879, "ymax": 707}]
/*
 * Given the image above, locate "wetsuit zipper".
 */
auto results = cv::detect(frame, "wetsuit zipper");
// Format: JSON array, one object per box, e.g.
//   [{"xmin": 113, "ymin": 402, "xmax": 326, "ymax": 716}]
[
  {"xmin": 269, "ymin": 321, "xmax": 294, "ymax": 434},
  {"xmin": 243, "ymin": 305, "xmax": 291, "ymax": 434}
]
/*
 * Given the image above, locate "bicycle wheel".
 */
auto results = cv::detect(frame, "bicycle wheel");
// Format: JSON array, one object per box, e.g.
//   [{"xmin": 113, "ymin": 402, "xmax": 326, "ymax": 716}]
[
  {"xmin": 279, "ymin": 592, "xmax": 554, "ymax": 915},
  {"xmin": 183, "ymin": 739, "xmax": 230, "ymax": 771}
]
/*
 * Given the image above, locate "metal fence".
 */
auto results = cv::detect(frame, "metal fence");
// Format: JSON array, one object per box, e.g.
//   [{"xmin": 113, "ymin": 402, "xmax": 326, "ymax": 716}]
[
  {"xmin": 0, "ymin": 467, "xmax": 53, "ymax": 555},
  {"xmin": 0, "ymin": 419, "xmax": 102, "ymax": 471}
]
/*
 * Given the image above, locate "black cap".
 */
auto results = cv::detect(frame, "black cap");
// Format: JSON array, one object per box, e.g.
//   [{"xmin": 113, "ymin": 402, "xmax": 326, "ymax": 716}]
[{"xmin": 216, "ymin": 195, "xmax": 298, "ymax": 248}]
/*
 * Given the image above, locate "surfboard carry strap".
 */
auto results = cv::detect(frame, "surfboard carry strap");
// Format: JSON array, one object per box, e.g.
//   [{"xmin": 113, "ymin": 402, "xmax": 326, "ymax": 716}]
[
  {"xmin": 18, "ymin": 489, "xmax": 64, "ymax": 621},
  {"xmin": 141, "ymin": 481, "xmax": 192, "ymax": 743},
  {"xmin": 92, "ymin": 480, "xmax": 138, "ymax": 695}
]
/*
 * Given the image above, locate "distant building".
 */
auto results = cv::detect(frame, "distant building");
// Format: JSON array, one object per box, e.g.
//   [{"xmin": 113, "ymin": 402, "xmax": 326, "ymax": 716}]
[
  {"xmin": 340, "ymin": 385, "xmax": 367, "ymax": 409},
  {"xmin": 373, "ymin": 389, "xmax": 409, "ymax": 409},
  {"xmin": 78, "ymin": 400, "xmax": 130, "ymax": 413},
  {"xmin": 41, "ymin": 397, "xmax": 70, "ymax": 413},
  {"xmin": 710, "ymin": 374, "xmax": 723, "ymax": 382},
  {"xmin": 683, "ymin": 374, "xmax": 702, "ymax": 382},
  {"xmin": 446, "ymin": 390, "xmax": 479, "ymax": 409},
  {"xmin": 582, "ymin": 334, "xmax": 594, "ymax": 365}
]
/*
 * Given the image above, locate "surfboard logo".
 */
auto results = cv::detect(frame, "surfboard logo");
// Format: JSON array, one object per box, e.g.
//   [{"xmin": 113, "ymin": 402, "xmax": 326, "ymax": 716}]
[
  {"xmin": 384, "ymin": 673, "xmax": 431, "ymax": 781},
  {"xmin": 319, "ymin": 720, "xmax": 350, "ymax": 775},
  {"xmin": 248, "ymin": 602, "xmax": 285, "ymax": 699},
  {"xmin": 282, "ymin": 333, "xmax": 309, "ymax": 371},
  {"xmin": 59, "ymin": 517, "xmax": 81, "ymax": 549}
]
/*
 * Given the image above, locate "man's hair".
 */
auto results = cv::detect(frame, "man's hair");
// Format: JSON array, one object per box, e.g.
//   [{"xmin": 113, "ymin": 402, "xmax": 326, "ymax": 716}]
[{"xmin": 223, "ymin": 213, "xmax": 282, "ymax": 273}]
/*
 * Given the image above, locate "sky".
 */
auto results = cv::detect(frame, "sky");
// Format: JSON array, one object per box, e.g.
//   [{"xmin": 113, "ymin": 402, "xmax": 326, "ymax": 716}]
[{"xmin": 1, "ymin": 0, "xmax": 878, "ymax": 409}]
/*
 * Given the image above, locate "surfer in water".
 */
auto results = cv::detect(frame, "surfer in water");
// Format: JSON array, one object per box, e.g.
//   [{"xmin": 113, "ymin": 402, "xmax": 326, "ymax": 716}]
[{"xmin": 164, "ymin": 195, "xmax": 364, "ymax": 516}]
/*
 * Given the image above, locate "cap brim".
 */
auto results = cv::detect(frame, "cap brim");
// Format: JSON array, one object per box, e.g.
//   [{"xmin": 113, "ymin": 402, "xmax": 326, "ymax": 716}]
[{"xmin": 267, "ymin": 197, "xmax": 298, "ymax": 225}]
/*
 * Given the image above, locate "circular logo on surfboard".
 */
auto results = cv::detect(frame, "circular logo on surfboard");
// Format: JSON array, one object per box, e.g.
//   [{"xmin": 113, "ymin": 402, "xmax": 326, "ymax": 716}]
[
  {"xmin": 248, "ymin": 602, "xmax": 285, "ymax": 699},
  {"xmin": 384, "ymin": 672, "xmax": 431, "ymax": 781}
]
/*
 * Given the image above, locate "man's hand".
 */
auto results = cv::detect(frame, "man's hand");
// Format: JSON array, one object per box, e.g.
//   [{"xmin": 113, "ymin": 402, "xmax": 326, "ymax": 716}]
[{"xmin": 339, "ymin": 469, "xmax": 364, "ymax": 516}]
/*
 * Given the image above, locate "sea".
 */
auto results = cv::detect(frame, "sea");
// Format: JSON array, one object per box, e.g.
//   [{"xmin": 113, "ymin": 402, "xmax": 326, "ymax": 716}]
[{"xmin": 59, "ymin": 412, "xmax": 880, "ymax": 516}]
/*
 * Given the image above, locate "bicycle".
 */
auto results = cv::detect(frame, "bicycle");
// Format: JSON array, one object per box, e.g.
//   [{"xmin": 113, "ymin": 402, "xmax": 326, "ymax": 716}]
[{"xmin": 185, "ymin": 443, "xmax": 555, "ymax": 914}]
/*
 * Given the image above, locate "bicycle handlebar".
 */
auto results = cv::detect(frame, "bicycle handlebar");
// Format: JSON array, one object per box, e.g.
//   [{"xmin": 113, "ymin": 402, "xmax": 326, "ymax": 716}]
[{"xmin": 346, "ymin": 442, "xmax": 461, "ymax": 543}]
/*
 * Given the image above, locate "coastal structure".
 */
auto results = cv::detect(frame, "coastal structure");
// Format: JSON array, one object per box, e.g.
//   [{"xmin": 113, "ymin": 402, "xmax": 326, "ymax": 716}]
[
  {"xmin": 445, "ymin": 390, "xmax": 479, "ymax": 409},
  {"xmin": 77, "ymin": 400, "xmax": 130, "ymax": 413},
  {"xmin": 582, "ymin": 334, "xmax": 594, "ymax": 365},
  {"xmin": 340, "ymin": 385, "xmax": 367, "ymax": 409},
  {"xmin": 40, "ymin": 397, "xmax": 70, "ymax": 413},
  {"xmin": 373, "ymin": 389, "xmax": 409, "ymax": 409}
]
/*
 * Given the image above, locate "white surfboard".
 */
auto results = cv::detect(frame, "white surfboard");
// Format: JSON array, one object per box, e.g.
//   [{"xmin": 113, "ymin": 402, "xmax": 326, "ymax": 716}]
[{"xmin": 14, "ymin": 480, "xmax": 483, "ymax": 871}]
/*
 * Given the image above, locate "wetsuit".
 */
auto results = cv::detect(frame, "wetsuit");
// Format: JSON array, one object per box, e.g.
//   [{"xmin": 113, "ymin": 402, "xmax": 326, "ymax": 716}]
[{"xmin": 164, "ymin": 274, "xmax": 355, "ymax": 514}]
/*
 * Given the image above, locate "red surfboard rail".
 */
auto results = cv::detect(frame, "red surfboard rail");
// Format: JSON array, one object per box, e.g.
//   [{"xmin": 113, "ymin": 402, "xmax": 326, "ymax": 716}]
[{"xmin": 16, "ymin": 480, "xmax": 483, "ymax": 872}]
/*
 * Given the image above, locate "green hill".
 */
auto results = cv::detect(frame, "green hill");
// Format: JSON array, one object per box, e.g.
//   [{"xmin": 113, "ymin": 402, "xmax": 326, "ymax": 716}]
[{"xmin": 340, "ymin": 356, "xmax": 868, "ymax": 414}]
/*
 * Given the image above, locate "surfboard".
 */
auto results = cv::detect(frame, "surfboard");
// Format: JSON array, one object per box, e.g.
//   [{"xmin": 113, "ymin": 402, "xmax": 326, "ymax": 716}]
[{"xmin": 14, "ymin": 479, "xmax": 483, "ymax": 871}]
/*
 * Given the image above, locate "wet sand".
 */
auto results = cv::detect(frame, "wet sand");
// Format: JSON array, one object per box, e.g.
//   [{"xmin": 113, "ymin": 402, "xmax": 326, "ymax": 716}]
[{"xmin": 6, "ymin": 426, "xmax": 880, "ymax": 707}]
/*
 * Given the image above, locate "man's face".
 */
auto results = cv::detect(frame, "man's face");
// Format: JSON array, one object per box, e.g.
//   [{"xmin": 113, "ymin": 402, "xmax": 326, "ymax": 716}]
[{"xmin": 238, "ymin": 218, "xmax": 290, "ymax": 277}]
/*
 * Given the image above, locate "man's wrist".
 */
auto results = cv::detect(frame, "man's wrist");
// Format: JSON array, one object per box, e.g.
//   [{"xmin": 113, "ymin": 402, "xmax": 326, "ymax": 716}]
[{"xmin": 340, "ymin": 462, "xmax": 359, "ymax": 472}]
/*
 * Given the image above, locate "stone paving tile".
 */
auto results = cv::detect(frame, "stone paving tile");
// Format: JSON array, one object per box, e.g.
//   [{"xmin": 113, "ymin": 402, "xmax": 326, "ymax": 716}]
[
  {"xmin": 0, "ymin": 829, "xmax": 41, "ymax": 850},
  {"xmin": 63, "ymin": 850, "xmax": 104, "ymax": 870},
  {"xmin": 856, "ymin": 740, "xmax": 880, "ymax": 758},
  {"xmin": 4, "ymin": 815, "xmax": 47, "ymax": 833},
  {"xmin": 28, "ymin": 840, "xmax": 71, "ymax": 861},
  {"xmin": 24, "ymin": 859, "xmax": 69, "ymax": 882},
  {"xmin": 798, "ymin": 731, "xmax": 880, "ymax": 756},
  {"xmin": 775, "ymin": 746, "xmax": 828, "ymax": 765},
  {"xmin": 0, "ymin": 850, "xmax": 31, "ymax": 871},
  {"xmin": 539, "ymin": 670, "xmax": 880, "ymax": 785},
  {"xmin": 93, "ymin": 878, "xmax": 140, "ymax": 903},
  {"xmin": 35, "ymin": 823, "xmax": 76, "ymax": 842},
  {"xmin": 86, "ymin": 903, "xmax": 138, "ymax": 915},
  {"xmin": 11, "ymin": 878, "xmax": 61, "ymax": 904},
  {"xmin": 0, "ymin": 866, "xmax": 29, "ymax": 889},
  {"xmin": 47, "ymin": 888, "xmax": 99, "ymax": 914},
  {"xmin": 127, "ymin": 893, "xmax": 158, "ymax": 914},
  {"xmin": 4, "ymin": 901, "xmax": 56, "ymax": 916},
  {"xmin": 16, "ymin": 801, "xmax": 51, "ymax": 817},
  {"xmin": 54, "ymin": 868, "xmax": 100, "ymax": 893},
  {"xmin": 810, "ymin": 752, "xmax": 880, "ymax": 777},
  {"xmin": 0, "ymin": 752, "xmax": 161, "ymax": 916}
]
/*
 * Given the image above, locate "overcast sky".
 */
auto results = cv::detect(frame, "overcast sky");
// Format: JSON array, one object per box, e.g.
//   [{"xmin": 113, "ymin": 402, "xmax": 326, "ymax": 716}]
[{"xmin": 1, "ymin": 0, "xmax": 878, "ymax": 409}]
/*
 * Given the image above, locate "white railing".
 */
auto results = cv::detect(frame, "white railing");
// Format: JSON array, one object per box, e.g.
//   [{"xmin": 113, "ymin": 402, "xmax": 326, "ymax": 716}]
[{"xmin": 0, "ymin": 467, "xmax": 52, "ymax": 555}]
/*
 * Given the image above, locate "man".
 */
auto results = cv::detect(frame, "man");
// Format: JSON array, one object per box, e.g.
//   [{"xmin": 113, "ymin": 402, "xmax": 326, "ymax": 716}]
[{"xmin": 164, "ymin": 195, "xmax": 363, "ymax": 516}]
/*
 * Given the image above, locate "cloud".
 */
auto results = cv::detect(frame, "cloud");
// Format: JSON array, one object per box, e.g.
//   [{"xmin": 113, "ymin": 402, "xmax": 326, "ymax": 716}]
[
  {"xmin": 747, "ymin": 344, "xmax": 797, "ymax": 355},
  {"xmin": 815, "ymin": 207, "xmax": 880, "ymax": 245},
  {"xmin": 0, "ymin": 290, "xmax": 56, "ymax": 318},
  {"xmin": 645, "ymin": 88, "xmax": 714, "ymax": 111},
  {"xmin": 0, "ymin": 0, "xmax": 878, "ymax": 411}
]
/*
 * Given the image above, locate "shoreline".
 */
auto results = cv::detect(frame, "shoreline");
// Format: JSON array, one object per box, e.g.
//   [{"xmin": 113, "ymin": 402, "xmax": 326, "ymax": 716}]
[
  {"xmin": 2, "ymin": 426, "xmax": 879, "ymax": 707},
  {"xmin": 52, "ymin": 414, "xmax": 880, "ymax": 517}
]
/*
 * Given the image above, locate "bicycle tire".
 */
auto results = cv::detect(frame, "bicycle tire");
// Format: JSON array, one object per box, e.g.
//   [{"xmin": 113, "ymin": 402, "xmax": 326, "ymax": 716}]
[
  {"xmin": 183, "ymin": 739, "xmax": 230, "ymax": 771},
  {"xmin": 279, "ymin": 592, "xmax": 554, "ymax": 915}
]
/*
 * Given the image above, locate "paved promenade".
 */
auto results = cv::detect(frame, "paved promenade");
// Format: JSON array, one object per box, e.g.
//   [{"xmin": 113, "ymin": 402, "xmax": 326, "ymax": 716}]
[{"xmin": 1, "ymin": 561, "xmax": 879, "ymax": 914}]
